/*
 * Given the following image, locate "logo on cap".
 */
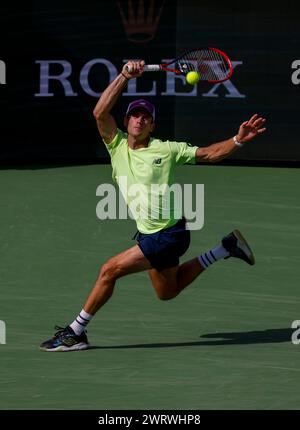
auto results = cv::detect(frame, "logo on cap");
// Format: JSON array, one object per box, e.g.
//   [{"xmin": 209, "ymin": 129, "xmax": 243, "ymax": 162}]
[{"xmin": 126, "ymin": 99, "xmax": 155, "ymax": 120}]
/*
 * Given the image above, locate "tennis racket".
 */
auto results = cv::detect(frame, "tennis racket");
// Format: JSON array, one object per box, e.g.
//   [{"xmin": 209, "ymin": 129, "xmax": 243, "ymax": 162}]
[{"xmin": 126, "ymin": 47, "xmax": 233, "ymax": 83}]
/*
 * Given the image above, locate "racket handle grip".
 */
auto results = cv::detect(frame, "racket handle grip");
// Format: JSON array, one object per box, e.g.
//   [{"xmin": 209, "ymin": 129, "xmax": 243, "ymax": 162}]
[
  {"xmin": 144, "ymin": 65, "xmax": 161, "ymax": 72},
  {"xmin": 125, "ymin": 64, "xmax": 161, "ymax": 73}
]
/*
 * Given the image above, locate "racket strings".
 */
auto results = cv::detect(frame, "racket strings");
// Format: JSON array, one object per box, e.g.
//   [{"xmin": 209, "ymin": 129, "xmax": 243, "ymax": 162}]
[{"xmin": 178, "ymin": 49, "xmax": 230, "ymax": 81}]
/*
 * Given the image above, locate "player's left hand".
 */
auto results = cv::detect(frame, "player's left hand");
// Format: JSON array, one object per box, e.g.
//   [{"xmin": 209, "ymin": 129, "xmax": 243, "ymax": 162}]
[{"xmin": 236, "ymin": 114, "xmax": 267, "ymax": 144}]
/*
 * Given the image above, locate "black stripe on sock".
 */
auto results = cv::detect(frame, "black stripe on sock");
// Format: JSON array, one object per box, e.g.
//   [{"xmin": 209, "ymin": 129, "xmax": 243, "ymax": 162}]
[
  {"xmin": 200, "ymin": 255, "xmax": 208, "ymax": 268},
  {"xmin": 76, "ymin": 318, "xmax": 87, "ymax": 327},
  {"xmin": 210, "ymin": 250, "xmax": 217, "ymax": 262},
  {"xmin": 79, "ymin": 314, "xmax": 89, "ymax": 322},
  {"xmin": 205, "ymin": 252, "xmax": 213, "ymax": 265}
]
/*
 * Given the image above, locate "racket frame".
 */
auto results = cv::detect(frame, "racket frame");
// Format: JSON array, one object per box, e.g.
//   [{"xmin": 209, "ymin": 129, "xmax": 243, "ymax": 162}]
[
  {"xmin": 133, "ymin": 47, "xmax": 233, "ymax": 83},
  {"xmin": 161, "ymin": 47, "xmax": 233, "ymax": 83}
]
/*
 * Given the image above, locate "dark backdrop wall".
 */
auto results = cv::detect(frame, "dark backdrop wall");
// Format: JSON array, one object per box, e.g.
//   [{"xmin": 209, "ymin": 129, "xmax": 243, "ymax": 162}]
[{"xmin": 1, "ymin": 0, "xmax": 299, "ymax": 163}]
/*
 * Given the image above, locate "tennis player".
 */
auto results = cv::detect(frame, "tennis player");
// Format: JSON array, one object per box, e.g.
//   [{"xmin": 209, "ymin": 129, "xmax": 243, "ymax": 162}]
[{"xmin": 40, "ymin": 60, "xmax": 266, "ymax": 351}]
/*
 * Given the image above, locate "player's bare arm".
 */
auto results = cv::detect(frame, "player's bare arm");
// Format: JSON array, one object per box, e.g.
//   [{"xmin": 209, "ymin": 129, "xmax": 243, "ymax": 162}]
[
  {"xmin": 196, "ymin": 114, "xmax": 267, "ymax": 163},
  {"xmin": 93, "ymin": 60, "xmax": 145, "ymax": 143}
]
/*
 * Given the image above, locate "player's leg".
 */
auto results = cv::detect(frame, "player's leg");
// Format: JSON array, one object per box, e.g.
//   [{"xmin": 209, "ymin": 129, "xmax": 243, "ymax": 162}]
[
  {"xmin": 148, "ymin": 266, "xmax": 178, "ymax": 300},
  {"xmin": 84, "ymin": 244, "xmax": 151, "ymax": 315},
  {"xmin": 40, "ymin": 245, "xmax": 151, "ymax": 352},
  {"xmin": 148, "ymin": 229, "xmax": 255, "ymax": 300},
  {"xmin": 148, "ymin": 258, "xmax": 205, "ymax": 300}
]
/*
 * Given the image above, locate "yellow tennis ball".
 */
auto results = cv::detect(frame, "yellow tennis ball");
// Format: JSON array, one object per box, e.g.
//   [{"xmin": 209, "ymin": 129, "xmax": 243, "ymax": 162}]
[{"xmin": 186, "ymin": 71, "xmax": 200, "ymax": 85}]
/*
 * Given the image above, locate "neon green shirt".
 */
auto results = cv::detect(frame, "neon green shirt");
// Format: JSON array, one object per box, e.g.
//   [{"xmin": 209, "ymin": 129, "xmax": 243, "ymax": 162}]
[{"xmin": 104, "ymin": 128, "xmax": 198, "ymax": 233}]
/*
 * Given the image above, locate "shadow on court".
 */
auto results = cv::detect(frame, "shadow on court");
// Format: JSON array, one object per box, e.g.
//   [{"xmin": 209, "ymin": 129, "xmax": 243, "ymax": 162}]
[{"xmin": 89, "ymin": 328, "xmax": 293, "ymax": 350}]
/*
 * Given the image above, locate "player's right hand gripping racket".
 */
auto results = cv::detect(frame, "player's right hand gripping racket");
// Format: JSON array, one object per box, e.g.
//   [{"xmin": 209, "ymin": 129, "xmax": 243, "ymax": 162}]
[{"xmin": 126, "ymin": 47, "xmax": 233, "ymax": 83}]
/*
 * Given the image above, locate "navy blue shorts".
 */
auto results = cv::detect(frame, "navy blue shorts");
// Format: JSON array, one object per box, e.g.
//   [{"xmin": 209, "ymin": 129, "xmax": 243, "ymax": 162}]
[{"xmin": 134, "ymin": 218, "xmax": 190, "ymax": 271}]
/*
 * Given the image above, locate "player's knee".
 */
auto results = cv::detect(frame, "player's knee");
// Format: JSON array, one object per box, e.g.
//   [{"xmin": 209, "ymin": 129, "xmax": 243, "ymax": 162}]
[{"xmin": 99, "ymin": 261, "xmax": 121, "ymax": 282}]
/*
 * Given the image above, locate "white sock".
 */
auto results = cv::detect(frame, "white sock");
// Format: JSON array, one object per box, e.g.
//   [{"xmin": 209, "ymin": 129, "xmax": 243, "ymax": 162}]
[
  {"xmin": 198, "ymin": 243, "xmax": 229, "ymax": 269},
  {"xmin": 70, "ymin": 309, "xmax": 93, "ymax": 335}
]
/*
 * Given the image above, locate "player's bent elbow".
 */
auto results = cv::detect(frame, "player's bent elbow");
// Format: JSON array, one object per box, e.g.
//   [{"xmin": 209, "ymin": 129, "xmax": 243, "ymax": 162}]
[
  {"xmin": 93, "ymin": 108, "xmax": 107, "ymax": 121},
  {"xmin": 196, "ymin": 148, "xmax": 222, "ymax": 163},
  {"xmin": 93, "ymin": 109, "xmax": 101, "ymax": 120}
]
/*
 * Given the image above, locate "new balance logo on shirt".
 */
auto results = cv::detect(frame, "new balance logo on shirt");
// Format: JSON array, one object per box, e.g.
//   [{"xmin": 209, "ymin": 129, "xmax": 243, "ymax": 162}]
[{"xmin": 153, "ymin": 158, "xmax": 162, "ymax": 165}]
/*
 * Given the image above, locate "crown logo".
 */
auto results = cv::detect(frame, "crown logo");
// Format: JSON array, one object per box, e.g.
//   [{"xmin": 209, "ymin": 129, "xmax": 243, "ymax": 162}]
[{"xmin": 118, "ymin": 0, "xmax": 165, "ymax": 44}]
